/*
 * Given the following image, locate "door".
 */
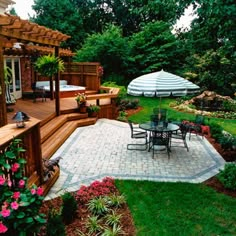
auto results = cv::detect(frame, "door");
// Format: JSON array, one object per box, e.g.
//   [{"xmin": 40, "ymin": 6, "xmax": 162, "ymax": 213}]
[{"xmin": 4, "ymin": 57, "xmax": 22, "ymax": 99}]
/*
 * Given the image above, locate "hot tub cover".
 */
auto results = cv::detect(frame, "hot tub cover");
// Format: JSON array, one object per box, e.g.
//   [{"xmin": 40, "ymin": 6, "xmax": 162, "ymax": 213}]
[{"xmin": 127, "ymin": 69, "xmax": 200, "ymax": 97}]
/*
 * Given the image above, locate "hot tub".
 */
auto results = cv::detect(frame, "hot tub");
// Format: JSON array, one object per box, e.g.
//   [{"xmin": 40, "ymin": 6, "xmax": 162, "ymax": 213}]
[{"xmin": 44, "ymin": 85, "xmax": 86, "ymax": 98}]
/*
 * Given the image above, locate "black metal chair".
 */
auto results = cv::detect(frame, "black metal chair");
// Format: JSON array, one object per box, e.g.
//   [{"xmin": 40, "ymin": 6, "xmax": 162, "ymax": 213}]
[
  {"xmin": 127, "ymin": 120, "xmax": 148, "ymax": 151},
  {"xmin": 170, "ymin": 123, "xmax": 189, "ymax": 151},
  {"xmin": 31, "ymin": 82, "xmax": 46, "ymax": 102},
  {"xmin": 189, "ymin": 115, "xmax": 205, "ymax": 140},
  {"xmin": 153, "ymin": 108, "xmax": 167, "ymax": 121},
  {"xmin": 149, "ymin": 131, "xmax": 171, "ymax": 159}
]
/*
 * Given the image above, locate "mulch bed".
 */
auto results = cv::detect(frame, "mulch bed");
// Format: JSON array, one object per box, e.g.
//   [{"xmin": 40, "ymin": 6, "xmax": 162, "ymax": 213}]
[{"xmin": 39, "ymin": 108, "xmax": 236, "ymax": 235}]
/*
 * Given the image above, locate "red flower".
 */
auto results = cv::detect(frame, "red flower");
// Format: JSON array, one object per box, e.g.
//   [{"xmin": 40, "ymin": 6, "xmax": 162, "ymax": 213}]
[
  {"xmin": 36, "ymin": 187, "xmax": 43, "ymax": 196},
  {"xmin": 18, "ymin": 180, "xmax": 25, "ymax": 188},
  {"xmin": 0, "ymin": 209, "xmax": 10, "ymax": 218},
  {"xmin": 0, "ymin": 176, "xmax": 5, "ymax": 185},
  {"xmin": 12, "ymin": 191, "xmax": 20, "ymax": 200},
  {"xmin": 0, "ymin": 222, "xmax": 8, "ymax": 233},
  {"xmin": 11, "ymin": 163, "xmax": 20, "ymax": 172}
]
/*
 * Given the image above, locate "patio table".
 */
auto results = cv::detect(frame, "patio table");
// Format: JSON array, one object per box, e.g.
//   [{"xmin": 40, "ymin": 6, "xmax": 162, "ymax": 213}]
[{"xmin": 139, "ymin": 122, "xmax": 179, "ymax": 151}]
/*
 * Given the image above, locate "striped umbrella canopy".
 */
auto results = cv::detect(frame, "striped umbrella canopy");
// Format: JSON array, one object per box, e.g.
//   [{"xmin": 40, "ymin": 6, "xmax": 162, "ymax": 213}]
[{"xmin": 127, "ymin": 69, "xmax": 200, "ymax": 97}]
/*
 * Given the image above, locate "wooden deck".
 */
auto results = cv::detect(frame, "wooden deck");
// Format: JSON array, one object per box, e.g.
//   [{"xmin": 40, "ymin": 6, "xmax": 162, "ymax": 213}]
[{"xmin": 7, "ymin": 97, "xmax": 78, "ymax": 125}]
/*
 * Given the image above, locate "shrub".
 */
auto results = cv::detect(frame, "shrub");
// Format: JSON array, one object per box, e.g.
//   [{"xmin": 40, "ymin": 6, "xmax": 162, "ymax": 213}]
[
  {"xmin": 217, "ymin": 163, "xmax": 236, "ymax": 190},
  {"xmin": 0, "ymin": 139, "xmax": 46, "ymax": 235},
  {"xmin": 46, "ymin": 209, "xmax": 66, "ymax": 236},
  {"xmin": 86, "ymin": 215, "xmax": 103, "ymax": 234},
  {"xmin": 61, "ymin": 192, "xmax": 78, "ymax": 224},
  {"xmin": 76, "ymin": 177, "xmax": 116, "ymax": 204},
  {"xmin": 117, "ymin": 111, "xmax": 127, "ymax": 121},
  {"xmin": 87, "ymin": 196, "xmax": 110, "ymax": 216},
  {"xmin": 219, "ymin": 135, "xmax": 236, "ymax": 151},
  {"xmin": 209, "ymin": 122, "xmax": 223, "ymax": 142}
]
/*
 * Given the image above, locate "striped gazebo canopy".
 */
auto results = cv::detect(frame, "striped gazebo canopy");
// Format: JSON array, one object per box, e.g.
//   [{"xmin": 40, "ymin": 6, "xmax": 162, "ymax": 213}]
[{"xmin": 127, "ymin": 69, "xmax": 200, "ymax": 97}]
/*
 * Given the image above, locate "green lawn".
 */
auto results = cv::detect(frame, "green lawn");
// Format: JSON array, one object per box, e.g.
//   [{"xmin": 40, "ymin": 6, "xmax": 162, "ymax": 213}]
[
  {"xmin": 116, "ymin": 180, "xmax": 236, "ymax": 236},
  {"xmin": 127, "ymin": 95, "xmax": 236, "ymax": 135}
]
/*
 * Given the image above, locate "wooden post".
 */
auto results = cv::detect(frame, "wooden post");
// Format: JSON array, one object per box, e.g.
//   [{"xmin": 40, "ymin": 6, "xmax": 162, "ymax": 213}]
[
  {"xmin": 0, "ymin": 39, "xmax": 7, "ymax": 127},
  {"xmin": 54, "ymin": 46, "xmax": 60, "ymax": 116}
]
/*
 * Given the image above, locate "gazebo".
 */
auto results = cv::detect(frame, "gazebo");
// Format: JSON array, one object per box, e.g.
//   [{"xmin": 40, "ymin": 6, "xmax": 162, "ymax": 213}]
[
  {"xmin": 127, "ymin": 69, "xmax": 200, "ymax": 97},
  {"xmin": 0, "ymin": 11, "xmax": 71, "ymax": 127}
]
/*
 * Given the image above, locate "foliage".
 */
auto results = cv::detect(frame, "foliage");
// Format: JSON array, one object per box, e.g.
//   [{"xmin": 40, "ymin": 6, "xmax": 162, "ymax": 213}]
[
  {"xmin": 34, "ymin": 55, "xmax": 65, "ymax": 77},
  {"xmin": 87, "ymin": 196, "xmax": 110, "ymax": 216},
  {"xmin": 75, "ymin": 93, "xmax": 87, "ymax": 105},
  {"xmin": 117, "ymin": 111, "xmax": 128, "ymax": 122},
  {"xmin": 182, "ymin": 0, "xmax": 236, "ymax": 96},
  {"xmin": 104, "ymin": 210, "xmax": 122, "ymax": 227},
  {"xmin": 119, "ymin": 98, "xmax": 140, "ymax": 111},
  {"xmin": 217, "ymin": 164, "xmax": 236, "ymax": 190},
  {"xmin": 86, "ymin": 215, "xmax": 103, "ymax": 235},
  {"xmin": 101, "ymin": 224, "xmax": 124, "ymax": 236},
  {"xmin": 219, "ymin": 135, "xmax": 236, "ymax": 151},
  {"xmin": 61, "ymin": 192, "xmax": 78, "ymax": 224},
  {"xmin": 74, "ymin": 24, "xmax": 132, "ymax": 83},
  {"xmin": 32, "ymin": 0, "xmax": 84, "ymax": 50},
  {"xmin": 208, "ymin": 122, "xmax": 223, "ymax": 142},
  {"xmin": 129, "ymin": 21, "xmax": 185, "ymax": 77},
  {"xmin": 105, "ymin": 194, "xmax": 126, "ymax": 208},
  {"xmin": 46, "ymin": 209, "xmax": 66, "ymax": 236},
  {"xmin": 3, "ymin": 66, "xmax": 12, "ymax": 84},
  {"xmin": 76, "ymin": 177, "xmax": 116, "ymax": 204},
  {"xmin": 0, "ymin": 139, "xmax": 45, "ymax": 235},
  {"xmin": 86, "ymin": 104, "xmax": 101, "ymax": 114},
  {"xmin": 116, "ymin": 179, "xmax": 236, "ymax": 235}
]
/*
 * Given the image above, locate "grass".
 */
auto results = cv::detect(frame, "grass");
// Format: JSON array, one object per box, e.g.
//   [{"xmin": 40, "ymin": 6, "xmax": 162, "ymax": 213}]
[
  {"xmin": 127, "ymin": 95, "xmax": 236, "ymax": 135},
  {"xmin": 115, "ymin": 180, "xmax": 236, "ymax": 236}
]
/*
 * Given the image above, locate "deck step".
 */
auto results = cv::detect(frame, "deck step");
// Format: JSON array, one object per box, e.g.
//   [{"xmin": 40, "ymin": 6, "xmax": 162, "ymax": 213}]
[
  {"xmin": 40, "ymin": 115, "xmax": 68, "ymax": 143},
  {"xmin": 41, "ymin": 117, "xmax": 97, "ymax": 159}
]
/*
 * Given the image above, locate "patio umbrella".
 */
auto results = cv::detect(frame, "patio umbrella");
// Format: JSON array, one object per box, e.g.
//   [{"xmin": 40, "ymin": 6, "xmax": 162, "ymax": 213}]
[{"xmin": 127, "ymin": 69, "xmax": 200, "ymax": 97}]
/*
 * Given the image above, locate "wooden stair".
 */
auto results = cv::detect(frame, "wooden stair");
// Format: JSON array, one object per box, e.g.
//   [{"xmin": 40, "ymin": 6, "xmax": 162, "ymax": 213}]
[{"xmin": 40, "ymin": 113, "xmax": 97, "ymax": 160}]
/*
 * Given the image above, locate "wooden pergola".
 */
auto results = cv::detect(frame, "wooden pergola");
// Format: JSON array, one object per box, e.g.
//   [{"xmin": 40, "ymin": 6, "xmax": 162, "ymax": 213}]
[{"xmin": 0, "ymin": 13, "xmax": 71, "ymax": 127}]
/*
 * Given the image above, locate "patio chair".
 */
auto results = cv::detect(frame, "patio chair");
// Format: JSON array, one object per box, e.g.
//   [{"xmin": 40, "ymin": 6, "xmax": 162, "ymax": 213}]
[
  {"xmin": 170, "ymin": 123, "xmax": 189, "ymax": 151},
  {"xmin": 188, "ymin": 115, "xmax": 205, "ymax": 140},
  {"xmin": 127, "ymin": 120, "xmax": 148, "ymax": 151},
  {"xmin": 149, "ymin": 131, "xmax": 171, "ymax": 159},
  {"xmin": 32, "ymin": 82, "xmax": 46, "ymax": 102},
  {"xmin": 153, "ymin": 108, "xmax": 167, "ymax": 121}
]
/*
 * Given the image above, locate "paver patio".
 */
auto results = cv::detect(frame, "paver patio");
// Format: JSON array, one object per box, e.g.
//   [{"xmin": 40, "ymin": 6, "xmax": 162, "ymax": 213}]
[{"xmin": 45, "ymin": 119, "xmax": 225, "ymax": 200}]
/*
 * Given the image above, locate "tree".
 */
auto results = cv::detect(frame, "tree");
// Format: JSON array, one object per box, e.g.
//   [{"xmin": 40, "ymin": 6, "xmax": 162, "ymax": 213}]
[
  {"xmin": 74, "ymin": 24, "xmax": 132, "ymax": 84},
  {"xmin": 129, "ymin": 21, "xmax": 186, "ymax": 77},
  {"xmin": 181, "ymin": 0, "xmax": 236, "ymax": 96},
  {"xmin": 32, "ymin": 0, "xmax": 84, "ymax": 50}
]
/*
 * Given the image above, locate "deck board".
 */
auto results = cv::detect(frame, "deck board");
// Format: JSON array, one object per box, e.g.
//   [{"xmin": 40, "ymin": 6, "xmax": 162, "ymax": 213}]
[{"xmin": 7, "ymin": 97, "xmax": 78, "ymax": 124}]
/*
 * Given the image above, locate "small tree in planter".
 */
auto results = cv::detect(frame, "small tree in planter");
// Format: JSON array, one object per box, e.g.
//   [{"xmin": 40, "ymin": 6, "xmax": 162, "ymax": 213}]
[
  {"xmin": 87, "ymin": 105, "xmax": 100, "ymax": 117},
  {"xmin": 34, "ymin": 54, "xmax": 65, "ymax": 99}
]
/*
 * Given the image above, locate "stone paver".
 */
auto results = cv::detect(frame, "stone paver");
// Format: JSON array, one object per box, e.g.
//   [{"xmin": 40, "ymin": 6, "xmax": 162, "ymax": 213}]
[{"xmin": 45, "ymin": 119, "xmax": 225, "ymax": 200}]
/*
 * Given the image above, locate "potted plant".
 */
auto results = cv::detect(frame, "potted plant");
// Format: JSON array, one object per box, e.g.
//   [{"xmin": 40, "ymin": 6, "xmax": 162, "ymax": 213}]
[
  {"xmin": 87, "ymin": 104, "xmax": 100, "ymax": 117},
  {"xmin": 34, "ymin": 54, "xmax": 65, "ymax": 99},
  {"xmin": 75, "ymin": 93, "xmax": 87, "ymax": 113}
]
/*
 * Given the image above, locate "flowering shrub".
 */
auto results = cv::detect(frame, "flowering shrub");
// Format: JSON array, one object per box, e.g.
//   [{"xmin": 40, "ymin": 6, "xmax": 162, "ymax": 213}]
[
  {"xmin": 76, "ymin": 177, "xmax": 116, "ymax": 204},
  {"xmin": 75, "ymin": 93, "xmax": 87, "ymax": 105},
  {"xmin": 0, "ymin": 139, "xmax": 46, "ymax": 235},
  {"xmin": 97, "ymin": 66, "xmax": 104, "ymax": 77}
]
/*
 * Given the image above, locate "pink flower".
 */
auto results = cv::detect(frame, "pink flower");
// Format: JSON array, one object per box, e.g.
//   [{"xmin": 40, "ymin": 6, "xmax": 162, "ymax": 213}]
[
  {"xmin": 36, "ymin": 187, "xmax": 43, "ymax": 196},
  {"xmin": 12, "ymin": 191, "xmax": 20, "ymax": 200},
  {"xmin": 11, "ymin": 163, "xmax": 20, "ymax": 172},
  {"xmin": 1, "ymin": 209, "xmax": 10, "ymax": 218},
  {"xmin": 0, "ymin": 222, "xmax": 8, "ymax": 233},
  {"xmin": 11, "ymin": 202, "xmax": 19, "ymax": 210},
  {"xmin": 31, "ymin": 188, "xmax": 36, "ymax": 195},
  {"xmin": 0, "ymin": 176, "xmax": 5, "ymax": 185},
  {"xmin": 18, "ymin": 180, "xmax": 25, "ymax": 188}
]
